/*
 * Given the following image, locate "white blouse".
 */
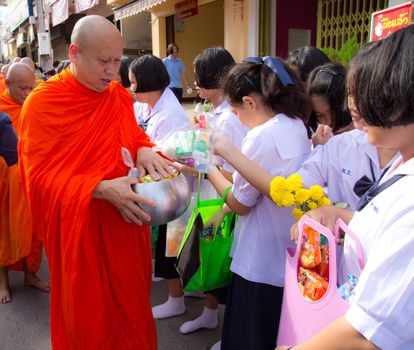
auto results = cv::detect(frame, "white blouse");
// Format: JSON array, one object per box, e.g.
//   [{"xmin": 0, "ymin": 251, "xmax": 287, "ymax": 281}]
[
  {"xmin": 344, "ymin": 156, "xmax": 414, "ymax": 349},
  {"xmin": 231, "ymin": 114, "xmax": 310, "ymax": 287}
]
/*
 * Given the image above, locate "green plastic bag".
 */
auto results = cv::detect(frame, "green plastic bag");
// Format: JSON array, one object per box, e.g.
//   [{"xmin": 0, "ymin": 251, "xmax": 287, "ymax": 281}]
[{"xmin": 176, "ymin": 177, "xmax": 237, "ymax": 292}]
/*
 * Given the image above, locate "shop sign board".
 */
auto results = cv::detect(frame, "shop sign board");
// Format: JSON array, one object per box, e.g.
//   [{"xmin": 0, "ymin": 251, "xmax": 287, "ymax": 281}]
[
  {"xmin": 174, "ymin": 0, "xmax": 198, "ymax": 20},
  {"xmin": 370, "ymin": 1, "xmax": 413, "ymax": 41}
]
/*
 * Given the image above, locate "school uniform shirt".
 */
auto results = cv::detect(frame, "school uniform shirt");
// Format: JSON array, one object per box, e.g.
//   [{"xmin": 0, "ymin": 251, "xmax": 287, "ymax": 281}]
[
  {"xmin": 208, "ymin": 100, "xmax": 248, "ymax": 173},
  {"xmin": 342, "ymin": 156, "xmax": 414, "ymax": 350},
  {"xmin": 297, "ymin": 129, "xmax": 399, "ymax": 210},
  {"xmin": 231, "ymin": 114, "xmax": 311, "ymax": 287},
  {"xmin": 196, "ymin": 100, "xmax": 248, "ymax": 200},
  {"xmin": 137, "ymin": 87, "xmax": 190, "ymax": 146}
]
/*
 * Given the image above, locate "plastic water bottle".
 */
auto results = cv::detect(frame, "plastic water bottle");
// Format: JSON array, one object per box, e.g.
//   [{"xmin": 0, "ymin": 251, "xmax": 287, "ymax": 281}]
[{"xmin": 193, "ymin": 114, "xmax": 210, "ymax": 173}]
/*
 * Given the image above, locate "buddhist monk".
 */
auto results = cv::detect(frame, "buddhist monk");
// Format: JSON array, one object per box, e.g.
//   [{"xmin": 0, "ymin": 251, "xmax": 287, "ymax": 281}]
[
  {"xmin": 0, "ymin": 63, "xmax": 48, "ymax": 304},
  {"xmin": 0, "ymin": 64, "xmax": 7, "ymax": 95},
  {"xmin": 0, "ymin": 64, "xmax": 9, "ymax": 78},
  {"xmin": 20, "ymin": 57, "xmax": 44, "ymax": 86},
  {"xmin": 19, "ymin": 15, "xmax": 173, "ymax": 349}
]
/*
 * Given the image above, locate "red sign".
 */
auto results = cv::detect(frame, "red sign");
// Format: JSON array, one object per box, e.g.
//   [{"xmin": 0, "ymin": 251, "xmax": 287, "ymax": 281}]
[
  {"xmin": 174, "ymin": 0, "xmax": 198, "ymax": 20},
  {"xmin": 370, "ymin": 2, "xmax": 413, "ymax": 41}
]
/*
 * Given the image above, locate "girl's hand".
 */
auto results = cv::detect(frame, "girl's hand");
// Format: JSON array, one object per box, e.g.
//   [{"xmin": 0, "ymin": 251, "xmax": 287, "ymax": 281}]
[
  {"xmin": 312, "ymin": 124, "xmax": 333, "ymax": 146},
  {"xmin": 290, "ymin": 206, "xmax": 341, "ymax": 240},
  {"xmin": 210, "ymin": 128, "xmax": 232, "ymax": 158}
]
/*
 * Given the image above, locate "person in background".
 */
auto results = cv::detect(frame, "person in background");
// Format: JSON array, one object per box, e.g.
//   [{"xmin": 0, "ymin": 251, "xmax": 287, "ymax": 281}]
[
  {"xmin": 163, "ymin": 43, "xmax": 191, "ymax": 103},
  {"xmin": 117, "ymin": 56, "xmax": 134, "ymax": 89},
  {"xmin": 0, "ymin": 112, "xmax": 18, "ymax": 304},
  {"xmin": 286, "ymin": 46, "xmax": 330, "ymax": 83},
  {"xmin": 0, "ymin": 63, "xmax": 47, "ymax": 305},
  {"xmin": 307, "ymin": 63, "xmax": 353, "ymax": 146},
  {"xmin": 55, "ymin": 60, "xmax": 70, "ymax": 74}
]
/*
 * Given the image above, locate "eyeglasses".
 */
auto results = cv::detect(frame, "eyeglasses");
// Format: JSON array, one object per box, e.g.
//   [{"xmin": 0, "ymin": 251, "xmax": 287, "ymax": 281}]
[{"xmin": 242, "ymin": 56, "xmax": 295, "ymax": 87}]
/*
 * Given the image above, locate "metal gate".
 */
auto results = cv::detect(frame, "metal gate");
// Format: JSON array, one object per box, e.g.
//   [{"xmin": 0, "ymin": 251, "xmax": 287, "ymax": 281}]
[{"xmin": 317, "ymin": 0, "xmax": 388, "ymax": 49}]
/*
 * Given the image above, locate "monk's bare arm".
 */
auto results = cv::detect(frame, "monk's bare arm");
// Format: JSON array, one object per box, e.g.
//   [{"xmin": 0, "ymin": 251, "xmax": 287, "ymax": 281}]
[
  {"xmin": 93, "ymin": 176, "xmax": 155, "ymax": 225},
  {"xmin": 276, "ymin": 317, "xmax": 379, "ymax": 350}
]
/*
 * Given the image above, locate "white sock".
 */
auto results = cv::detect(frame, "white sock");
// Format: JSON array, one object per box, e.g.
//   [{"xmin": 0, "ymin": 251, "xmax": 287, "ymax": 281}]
[
  {"xmin": 152, "ymin": 296, "xmax": 185, "ymax": 319},
  {"xmin": 210, "ymin": 340, "xmax": 221, "ymax": 350},
  {"xmin": 180, "ymin": 307, "xmax": 218, "ymax": 334}
]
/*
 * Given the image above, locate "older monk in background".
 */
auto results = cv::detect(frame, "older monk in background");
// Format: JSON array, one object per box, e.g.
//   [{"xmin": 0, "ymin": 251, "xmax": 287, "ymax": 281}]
[
  {"xmin": 0, "ymin": 62, "xmax": 48, "ymax": 304},
  {"xmin": 18, "ymin": 15, "xmax": 171, "ymax": 349},
  {"xmin": 0, "ymin": 64, "xmax": 8, "ymax": 94},
  {"xmin": 21, "ymin": 57, "xmax": 44, "ymax": 86}
]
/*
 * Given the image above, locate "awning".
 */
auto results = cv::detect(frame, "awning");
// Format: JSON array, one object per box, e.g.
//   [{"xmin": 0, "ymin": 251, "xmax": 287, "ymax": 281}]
[{"xmin": 114, "ymin": 0, "xmax": 166, "ymax": 21}]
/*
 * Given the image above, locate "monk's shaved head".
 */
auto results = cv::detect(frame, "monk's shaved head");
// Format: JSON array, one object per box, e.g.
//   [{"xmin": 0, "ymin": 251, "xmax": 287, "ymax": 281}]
[
  {"xmin": 20, "ymin": 57, "xmax": 36, "ymax": 72},
  {"xmin": 71, "ymin": 15, "xmax": 122, "ymax": 48},
  {"xmin": 0, "ymin": 64, "xmax": 8, "ymax": 77},
  {"xmin": 69, "ymin": 15, "xmax": 123, "ymax": 92},
  {"xmin": 5, "ymin": 63, "xmax": 35, "ymax": 104}
]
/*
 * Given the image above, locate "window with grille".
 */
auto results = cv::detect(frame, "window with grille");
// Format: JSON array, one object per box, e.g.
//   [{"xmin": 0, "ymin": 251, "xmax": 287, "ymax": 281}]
[{"xmin": 317, "ymin": 0, "xmax": 389, "ymax": 50}]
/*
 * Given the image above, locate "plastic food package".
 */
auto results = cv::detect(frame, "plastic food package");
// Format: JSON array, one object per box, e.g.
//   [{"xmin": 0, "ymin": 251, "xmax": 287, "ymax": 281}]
[
  {"xmin": 338, "ymin": 273, "xmax": 358, "ymax": 303},
  {"xmin": 317, "ymin": 235, "xmax": 330, "ymax": 280},
  {"xmin": 165, "ymin": 194, "xmax": 197, "ymax": 257},
  {"xmin": 298, "ymin": 267, "xmax": 328, "ymax": 301},
  {"xmin": 300, "ymin": 225, "xmax": 322, "ymax": 269}
]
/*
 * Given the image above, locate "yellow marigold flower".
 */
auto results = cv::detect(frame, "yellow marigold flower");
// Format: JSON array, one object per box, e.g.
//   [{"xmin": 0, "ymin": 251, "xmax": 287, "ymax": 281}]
[
  {"xmin": 295, "ymin": 188, "xmax": 310, "ymax": 204},
  {"xmin": 309, "ymin": 185, "xmax": 324, "ymax": 200},
  {"xmin": 281, "ymin": 192, "xmax": 295, "ymax": 207},
  {"xmin": 307, "ymin": 200, "xmax": 318, "ymax": 210},
  {"xmin": 320, "ymin": 196, "xmax": 331, "ymax": 206},
  {"xmin": 270, "ymin": 191, "xmax": 284, "ymax": 206},
  {"xmin": 270, "ymin": 176, "xmax": 286, "ymax": 193},
  {"xmin": 292, "ymin": 207, "xmax": 304, "ymax": 221},
  {"xmin": 285, "ymin": 173, "xmax": 302, "ymax": 192}
]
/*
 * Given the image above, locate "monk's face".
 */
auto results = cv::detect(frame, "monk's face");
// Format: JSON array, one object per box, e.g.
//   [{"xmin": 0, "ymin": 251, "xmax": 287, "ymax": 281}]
[
  {"xmin": 6, "ymin": 73, "xmax": 35, "ymax": 104},
  {"xmin": 69, "ymin": 38, "xmax": 123, "ymax": 92}
]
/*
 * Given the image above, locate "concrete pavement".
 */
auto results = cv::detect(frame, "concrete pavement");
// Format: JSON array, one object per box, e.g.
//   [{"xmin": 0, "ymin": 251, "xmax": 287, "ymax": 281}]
[{"xmin": 0, "ymin": 256, "xmax": 224, "ymax": 350}]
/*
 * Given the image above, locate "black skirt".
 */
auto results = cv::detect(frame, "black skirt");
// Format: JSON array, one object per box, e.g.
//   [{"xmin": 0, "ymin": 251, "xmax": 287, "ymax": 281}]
[
  {"xmin": 154, "ymin": 224, "xmax": 180, "ymax": 279},
  {"xmin": 221, "ymin": 273, "xmax": 284, "ymax": 350}
]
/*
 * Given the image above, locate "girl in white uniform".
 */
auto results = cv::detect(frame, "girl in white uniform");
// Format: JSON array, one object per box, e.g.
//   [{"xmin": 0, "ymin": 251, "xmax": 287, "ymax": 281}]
[
  {"xmin": 129, "ymin": 55, "xmax": 190, "ymax": 320},
  {"xmin": 277, "ymin": 25, "xmax": 414, "ymax": 350},
  {"xmin": 179, "ymin": 47, "xmax": 248, "ymax": 341},
  {"xmin": 208, "ymin": 57, "xmax": 311, "ymax": 350}
]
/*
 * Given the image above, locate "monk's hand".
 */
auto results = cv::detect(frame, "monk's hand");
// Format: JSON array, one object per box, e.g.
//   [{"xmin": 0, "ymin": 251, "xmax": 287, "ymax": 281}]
[
  {"xmin": 136, "ymin": 147, "xmax": 175, "ymax": 180},
  {"xmin": 93, "ymin": 176, "xmax": 155, "ymax": 225}
]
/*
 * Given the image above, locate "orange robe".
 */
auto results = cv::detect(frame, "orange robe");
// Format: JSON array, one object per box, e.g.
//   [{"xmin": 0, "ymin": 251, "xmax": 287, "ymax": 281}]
[
  {"xmin": 0, "ymin": 92, "xmax": 42, "ymax": 272},
  {"xmin": 19, "ymin": 68, "xmax": 157, "ymax": 350},
  {"xmin": 0, "ymin": 78, "xmax": 6, "ymax": 95}
]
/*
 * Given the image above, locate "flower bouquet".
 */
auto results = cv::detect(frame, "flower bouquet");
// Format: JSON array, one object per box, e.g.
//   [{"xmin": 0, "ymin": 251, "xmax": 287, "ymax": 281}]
[{"xmin": 269, "ymin": 173, "xmax": 331, "ymax": 220}]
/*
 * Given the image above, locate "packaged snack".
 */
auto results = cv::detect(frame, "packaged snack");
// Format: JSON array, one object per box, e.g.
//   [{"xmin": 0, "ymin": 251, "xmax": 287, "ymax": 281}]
[
  {"xmin": 300, "ymin": 225, "xmax": 322, "ymax": 269},
  {"xmin": 193, "ymin": 115, "xmax": 211, "ymax": 173},
  {"xmin": 338, "ymin": 273, "xmax": 358, "ymax": 303},
  {"xmin": 317, "ymin": 235, "xmax": 330, "ymax": 280},
  {"xmin": 298, "ymin": 267, "xmax": 328, "ymax": 301}
]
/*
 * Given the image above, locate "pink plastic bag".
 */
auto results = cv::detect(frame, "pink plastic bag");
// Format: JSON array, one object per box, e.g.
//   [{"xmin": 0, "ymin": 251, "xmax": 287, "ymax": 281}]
[{"xmin": 277, "ymin": 216, "xmax": 364, "ymax": 346}]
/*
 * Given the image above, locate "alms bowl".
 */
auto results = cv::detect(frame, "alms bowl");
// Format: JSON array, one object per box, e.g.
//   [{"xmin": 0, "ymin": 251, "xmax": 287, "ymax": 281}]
[{"xmin": 132, "ymin": 172, "xmax": 191, "ymax": 226}]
